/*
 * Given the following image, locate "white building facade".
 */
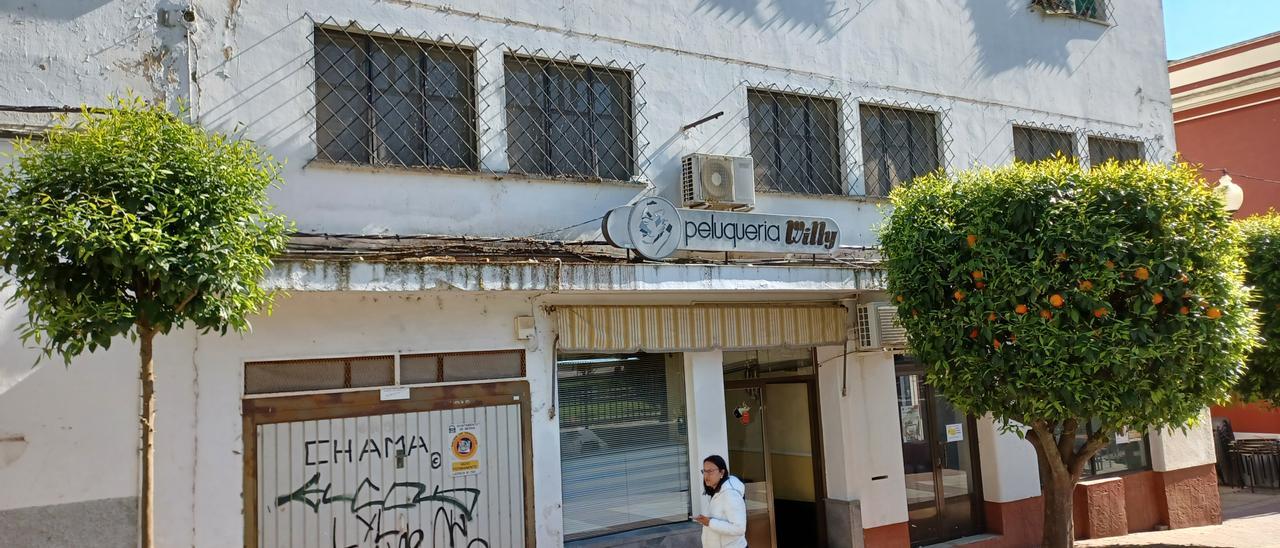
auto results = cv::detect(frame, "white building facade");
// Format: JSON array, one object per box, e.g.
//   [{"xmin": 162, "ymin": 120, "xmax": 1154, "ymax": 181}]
[{"xmin": 0, "ymin": 1, "xmax": 1221, "ymax": 547}]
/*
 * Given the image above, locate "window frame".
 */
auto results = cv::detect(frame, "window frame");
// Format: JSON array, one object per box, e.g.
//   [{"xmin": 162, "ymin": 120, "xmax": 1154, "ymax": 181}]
[
  {"xmin": 1032, "ymin": 0, "xmax": 1108, "ymax": 24},
  {"xmin": 243, "ymin": 349, "xmax": 525, "ymax": 397},
  {"xmin": 503, "ymin": 53, "xmax": 637, "ymax": 183},
  {"xmin": 747, "ymin": 87, "xmax": 847, "ymax": 196},
  {"xmin": 1086, "ymin": 135, "xmax": 1145, "ymax": 167},
  {"xmin": 1012, "ymin": 125, "xmax": 1079, "ymax": 164},
  {"xmin": 858, "ymin": 102, "xmax": 943, "ymax": 198},
  {"xmin": 312, "ymin": 26, "xmax": 480, "ymax": 171},
  {"xmin": 555, "ymin": 352, "xmax": 692, "ymax": 541},
  {"xmin": 1077, "ymin": 419, "xmax": 1153, "ymax": 478}
]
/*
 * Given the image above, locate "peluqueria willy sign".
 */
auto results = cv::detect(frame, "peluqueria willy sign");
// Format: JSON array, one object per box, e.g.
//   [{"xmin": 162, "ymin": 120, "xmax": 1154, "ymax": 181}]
[{"xmin": 602, "ymin": 197, "xmax": 840, "ymax": 260}]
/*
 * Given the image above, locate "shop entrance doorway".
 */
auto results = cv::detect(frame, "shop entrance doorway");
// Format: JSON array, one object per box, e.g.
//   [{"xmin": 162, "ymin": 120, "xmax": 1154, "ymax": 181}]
[
  {"xmin": 894, "ymin": 357, "xmax": 984, "ymax": 546},
  {"xmin": 723, "ymin": 349, "xmax": 825, "ymax": 548}
]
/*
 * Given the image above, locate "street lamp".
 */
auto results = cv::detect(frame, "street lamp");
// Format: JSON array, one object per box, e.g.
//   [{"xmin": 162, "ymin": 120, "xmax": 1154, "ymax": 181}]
[{"xmin": 1214, "ymin": 174, "xmax": 1244, "ymax": 213}]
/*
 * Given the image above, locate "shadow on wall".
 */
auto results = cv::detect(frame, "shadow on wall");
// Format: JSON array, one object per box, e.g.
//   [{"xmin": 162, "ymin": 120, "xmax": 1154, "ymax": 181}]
[
  {"xmin": 692, "ymin": 0, "xmax": 878, "ymax": 42},
  {"xmin": 959, "ymin": 0, "xmax": 1107, "ymax": 80},
  {"xmin": 0, "ymin": 0, "xmax": 114, "ymax": 20}
]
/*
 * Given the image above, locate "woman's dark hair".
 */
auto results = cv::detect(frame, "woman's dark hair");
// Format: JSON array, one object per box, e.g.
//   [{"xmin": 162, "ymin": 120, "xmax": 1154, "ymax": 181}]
[{"xmin": 703, "ymin": 455, "xmax": 730, "ymax": 496}]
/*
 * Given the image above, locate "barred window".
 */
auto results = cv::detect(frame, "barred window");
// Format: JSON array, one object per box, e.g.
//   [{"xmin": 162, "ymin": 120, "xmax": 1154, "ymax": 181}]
[
  {"xmin": 860, "ymin": 105, "xmax": 939, "ymax": 197},
  {"xmin": 314, "ymin": 28, "xmax": 477, "ymax": 169},
  {"xmin": 748, "ymin": 89, "xmax": 843, "ymax": 195},
  {"xmin": 1033, "ymin": 0, "xmax": 1105, "ymax": 20},
  {"xmin": 1013, "ymin": 126, "xmax": 1076, "ymax": 163},
  {"xmin": 504, "ymin": 55, "xmax": 634, "ymax": 181},
  {"xmin": 1088, "ymin": 136, "xmax": 1143, "ymax": 166}
]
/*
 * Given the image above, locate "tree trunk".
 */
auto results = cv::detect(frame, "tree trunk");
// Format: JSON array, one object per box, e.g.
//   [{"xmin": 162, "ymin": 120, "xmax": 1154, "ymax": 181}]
[
  {"xmin": 1040, "ymin": 474, "xmax": 1076, "ymax": 548},
  {"xmin": 139, "ymin": 326, "xmax": 156, "ymax": 548},
  {"xmin": 1027, "ymin": 420, "xmax": 1113, "ymax": 548}
]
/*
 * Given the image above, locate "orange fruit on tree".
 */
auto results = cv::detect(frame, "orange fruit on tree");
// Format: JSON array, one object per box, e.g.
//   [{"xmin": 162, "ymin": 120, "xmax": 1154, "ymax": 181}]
[
  {"xmin": 1049, "ymin": 294, "xmax": 1065, "ymax": 308},
  {"xmin": 1152, "ymin": 293, "xmax": 1164, "ymax": 305},
  {"xmin": 1093, "ymin": 307, "xmax": 1108, "ymax": 318},
  {"xmin": 1206, "ymin": 307, "xmax": 1222, "ymax": 319},
  {"xmin": 975, "ymin": 281, "xmax": 987, "ymax": 289},
  {"xmin": 896, "ymin": 295, "xmax": 905, "ymax": 303},
  {"xmin": 972, "ymin": 270, "xmax": 984, "ymax": 280},
  {"xmin": 1015, "ymin": 304, "xmax": 1028, "ymax": 315},
  {"xmin": 987, "ymin": 312, "xmax": 997, "ymax": 321},
  {"xmin": 1179, "ymin": 306, "xmax": 1190, "ymax": 315},
  {"xmin": 1105, "ymin": 260, "xmax": 1116, "ymax": 269},
  {"xmin": 969, "ymin": 328, "xmax": 979, "ymax": 339},
  {"xmin": 993, "ymin": 339, "xmax": 1002, "ymax": 349},
  {"xmin": 1179, "ymin": 273, "xmax": 1189, "ymax": 284},
  {"xmin": 1079, "ymin": 280, "xmax": 1093, "ymax": 291},
  {"xmin": 1057, "ymin": 251, "xmax": 1069, "ymax": 262},
  {"xmin": 1040, "ymin": 309, "xmax": 1053, "ymax": 320},
  {"xmin": 967, "ymin": 234, "xmax": 978, "ymax": 248},
  {"xmin": 1134, "ymin": 266, "xmax": 1150, "ymax": 281},
  {"xmin": 954, "ymin": 289, "xmax": 966, "ymax": 301}
]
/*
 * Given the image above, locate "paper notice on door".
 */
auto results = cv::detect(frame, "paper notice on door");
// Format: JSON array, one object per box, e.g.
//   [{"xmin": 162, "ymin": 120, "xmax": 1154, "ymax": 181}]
[{"xmin": 945, "ymin": 423, "xmax": 964, "ymax": 442}]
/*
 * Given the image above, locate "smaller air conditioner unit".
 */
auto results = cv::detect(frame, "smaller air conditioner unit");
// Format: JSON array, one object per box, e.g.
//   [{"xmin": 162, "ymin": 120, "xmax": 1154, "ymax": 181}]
[
  {"xmin": 681, "ymin": 153, "xmax": 756, "ymax": 210},
  {"xmin": 852, "ymin": 301, "xmax": 909, "ymax": 351}
]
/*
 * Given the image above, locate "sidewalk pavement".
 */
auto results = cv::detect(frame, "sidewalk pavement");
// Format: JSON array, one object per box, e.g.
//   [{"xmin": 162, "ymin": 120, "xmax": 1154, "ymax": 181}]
[{"xmin": 1077, "ymin": 487, "xmax": 1280, "ymax": 547}]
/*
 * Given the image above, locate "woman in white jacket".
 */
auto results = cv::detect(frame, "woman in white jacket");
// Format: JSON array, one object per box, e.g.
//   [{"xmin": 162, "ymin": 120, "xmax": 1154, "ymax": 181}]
[{"xmin": 694, "ymin": 455, "xmax": 748, "ymax": 548}]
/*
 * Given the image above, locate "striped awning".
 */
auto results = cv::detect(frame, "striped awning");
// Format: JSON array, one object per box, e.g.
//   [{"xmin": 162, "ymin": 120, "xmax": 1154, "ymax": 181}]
[{"xmin": 554, "ymin": 304, "xmax": 847, "ymax": 353}]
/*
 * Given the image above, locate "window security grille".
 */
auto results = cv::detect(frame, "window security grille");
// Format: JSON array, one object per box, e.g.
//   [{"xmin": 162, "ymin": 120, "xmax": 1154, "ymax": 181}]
[
  {"xmin": 313, "ymin": 25, "xmax": 479, "ymax": 170},
  {"xmin": 860, "ymin": 104, "xmax": 940, "ymax": 197},
  {"xmin": 1033, "ymin": 0, "xmax": 1105, "ymax": 20},
  {"xmin": 1088, "ymin": 136, "xmax": 1144, "ymax": 166},
  {"xmin": 504, "ymin": 54, "xmax": 635, "ymax": 182},
  {"xmin": 748, "ymin": 89, "xmax": 844, "ymax": 195},
  {"xmin": 1013, "ymin": 126, "xmax": 1077, "ymax": 163}
]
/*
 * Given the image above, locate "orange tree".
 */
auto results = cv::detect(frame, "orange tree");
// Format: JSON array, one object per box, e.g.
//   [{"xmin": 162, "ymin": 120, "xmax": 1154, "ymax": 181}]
[
  {"xmin": 1236, "ymin": 213, "xmax": 1280, "ymax": 403},
  {"xmin": 879, "ymin": 159, "xmax": 1256, "ymax": 548}
]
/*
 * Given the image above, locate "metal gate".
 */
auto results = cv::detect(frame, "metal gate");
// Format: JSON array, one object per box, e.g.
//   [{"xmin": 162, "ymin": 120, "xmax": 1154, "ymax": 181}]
[{"xmin": 244, "ymin": 382, "xmax": 532, "ymax": 548}]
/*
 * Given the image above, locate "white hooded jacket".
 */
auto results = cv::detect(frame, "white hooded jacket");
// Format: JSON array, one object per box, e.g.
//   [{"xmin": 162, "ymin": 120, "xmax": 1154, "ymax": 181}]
[{"xmin": 700, "ymin": 475, "xmax": 748, "ymax": 548}]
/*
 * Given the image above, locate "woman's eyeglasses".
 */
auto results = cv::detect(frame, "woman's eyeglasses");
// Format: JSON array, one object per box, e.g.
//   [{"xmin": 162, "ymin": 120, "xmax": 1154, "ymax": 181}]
[{"xmin": 699, "ymin": 468, "xmax": 720, "ymax": 475}]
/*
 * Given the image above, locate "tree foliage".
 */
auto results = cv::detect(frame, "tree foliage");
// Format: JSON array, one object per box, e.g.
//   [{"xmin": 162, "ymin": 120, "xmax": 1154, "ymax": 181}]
[
  {"xmin": 0, "ymin": 97, "xmax": 290, "ymax": 360},
  {"xmin": 885, "ymin": 158, "xmax": 1254, "ymax": 432},
  {"xmin": 881, "ymin": 159, "xmax": 1255, "ymax": 434},
  {"xmin": 1236, "ymin": 213, "xmax": 1280, "ymax": 403},
  {"xmin": 881, "ymin": 158, "xmax": 1257, "ymax": 546}
]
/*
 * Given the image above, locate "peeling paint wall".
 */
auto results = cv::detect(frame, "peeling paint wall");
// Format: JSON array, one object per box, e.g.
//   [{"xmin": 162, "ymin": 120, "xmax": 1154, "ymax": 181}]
[{"xmin": 0, "ymin": 0, "xmax": 190, "ymax": 113}]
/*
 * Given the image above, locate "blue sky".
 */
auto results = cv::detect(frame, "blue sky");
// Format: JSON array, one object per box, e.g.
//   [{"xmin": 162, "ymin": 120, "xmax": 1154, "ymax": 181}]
[{"xmin": 1164, "ymin": 0, "xmax": 1280, "ymax": 60}]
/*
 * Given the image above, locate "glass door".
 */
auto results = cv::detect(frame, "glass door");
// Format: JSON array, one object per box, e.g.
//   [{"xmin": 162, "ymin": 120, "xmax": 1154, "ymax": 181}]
[
  {"xmin": 724, "ymin": 387, "xmax": 775, "ymax": 548},
  {"xmin": 763, "ymin": 382, "xmax": 821, "ymax": 548},
  {"xmin": 897, "ymin": 374, "xmax": 941, "ymax": 537},
  {"xmin": 932, "ymin": 391, "xmax": 981, "ymax": 541},
  {"xmin": 895, "ymin": 367, "xmax": 983, "ymax": 546}
]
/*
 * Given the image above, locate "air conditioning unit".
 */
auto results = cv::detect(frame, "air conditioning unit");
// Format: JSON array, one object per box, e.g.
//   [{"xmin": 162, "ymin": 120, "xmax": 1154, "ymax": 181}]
[
  {"xmin": 852, "ymin": 301, "xmax": 909, "ymax": 351},
  {"xmin": 680, "ymin": 153, "xmax": 756, "ymax": 210}
]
